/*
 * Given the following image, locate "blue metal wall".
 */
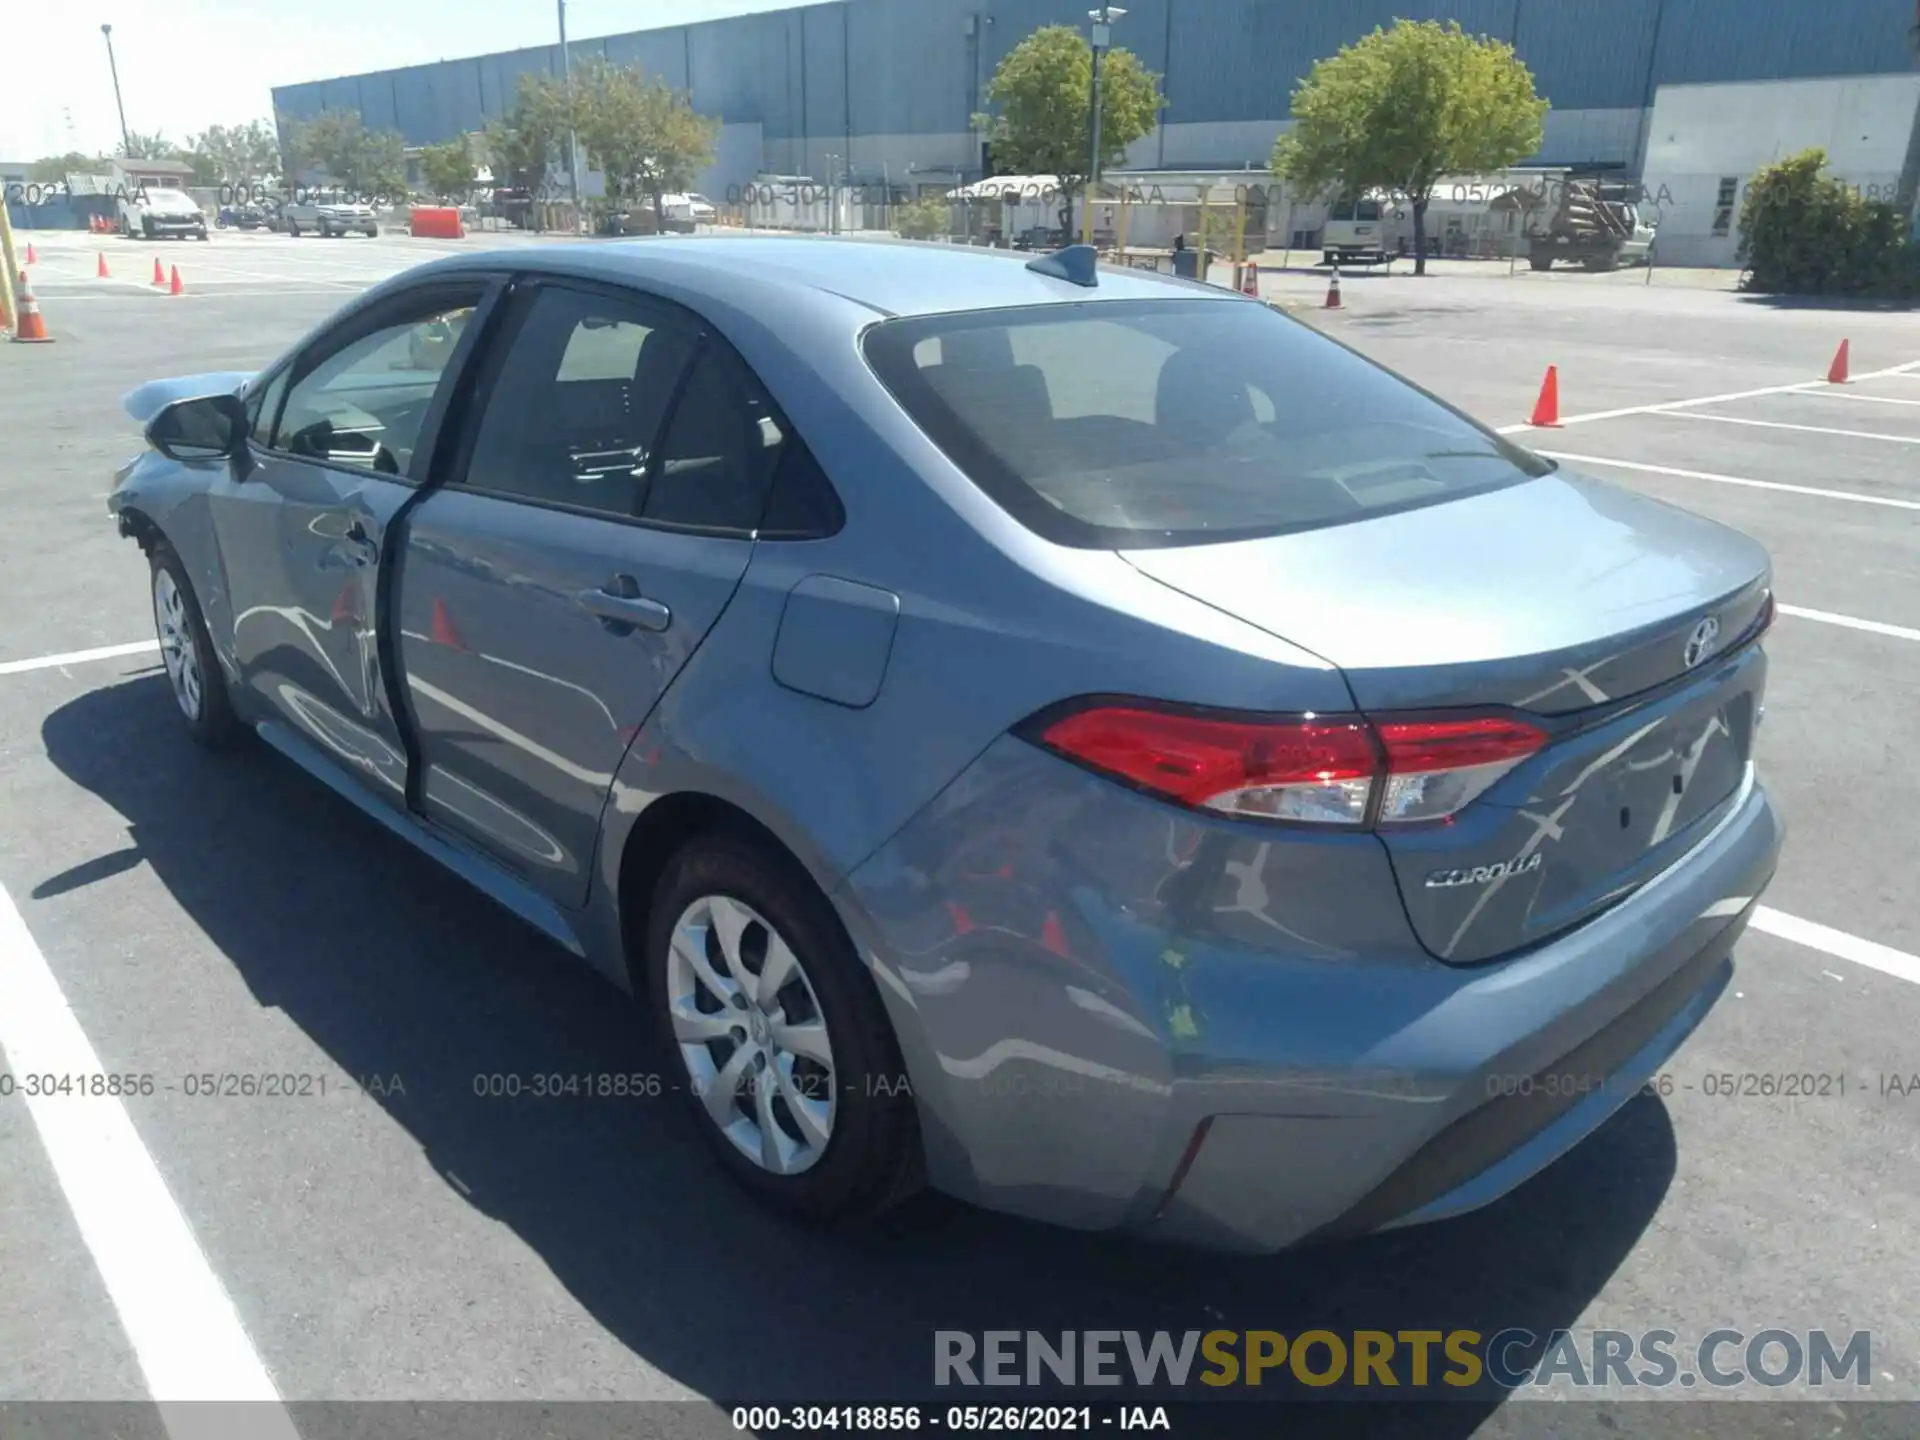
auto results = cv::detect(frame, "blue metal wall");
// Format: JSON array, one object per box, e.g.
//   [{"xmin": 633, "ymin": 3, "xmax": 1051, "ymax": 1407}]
[{"xmin": 271, "ymin": 0, "xmax": 1920, "ymax": 150}]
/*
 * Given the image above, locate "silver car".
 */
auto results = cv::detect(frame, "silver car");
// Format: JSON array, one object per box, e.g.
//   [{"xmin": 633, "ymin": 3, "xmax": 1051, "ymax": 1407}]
[{"xmin": 109, "ymin": 237, "xmax": 1782, "ymax": 1251}]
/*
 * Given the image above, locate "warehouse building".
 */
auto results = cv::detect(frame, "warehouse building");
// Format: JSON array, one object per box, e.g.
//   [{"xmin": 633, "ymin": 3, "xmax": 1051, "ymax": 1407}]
[{"xmin": 271, "ymin": 0, "xmax": 1920, "ymax": 258}]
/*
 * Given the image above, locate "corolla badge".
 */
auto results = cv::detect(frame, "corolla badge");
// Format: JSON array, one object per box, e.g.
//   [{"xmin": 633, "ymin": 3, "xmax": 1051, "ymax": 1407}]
[
  {"xmin": 1425, "ymin": 854, "xmax": 1543, "ymax": 889},
  {"xmin": 1684, "ymin": 616, "xmax": 1721, "ymax": 670}
]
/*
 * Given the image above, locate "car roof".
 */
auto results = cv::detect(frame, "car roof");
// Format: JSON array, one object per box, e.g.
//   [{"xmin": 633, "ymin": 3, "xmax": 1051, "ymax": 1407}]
[{"xmin": 423, "ymin": 235, "xmax": 1238, "ymax": 319}]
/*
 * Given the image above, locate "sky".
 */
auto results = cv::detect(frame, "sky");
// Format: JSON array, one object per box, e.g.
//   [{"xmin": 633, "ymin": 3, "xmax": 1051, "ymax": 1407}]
[{"xmin": 2, "ymin": 0, "xmax": 795, "ymax": 162}]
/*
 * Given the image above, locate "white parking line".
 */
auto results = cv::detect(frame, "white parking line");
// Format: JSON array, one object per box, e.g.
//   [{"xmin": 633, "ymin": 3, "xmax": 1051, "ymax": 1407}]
[
  {"xmin": 1495, "ymin": 358, "xmax": 1920, "ymax": 434},
  {"xmin": 0, "ymin": 882, "xmax": 297, "ymax": 1427},
  {"xmin": 1754, "ymin": 907, "xmax": 1920, "ymax": 987},
  {"xmin": 1809, "ymin": 390, "xmax": 1920, "ymax": 409},
  {"xmin": 1664, "ymin": 411, "xmax": 1920, "ymax": 446},
  {"xmin": 1779, "ymin": 604, "xmax": 1920, "ymax": 644},
  {"xmin": 1533, "ymin": 451, "xmax": 1920, "ymax": 511},
  {"xmin": 0, "ymin": 641, "xmax": 160, "ymax": 676}
]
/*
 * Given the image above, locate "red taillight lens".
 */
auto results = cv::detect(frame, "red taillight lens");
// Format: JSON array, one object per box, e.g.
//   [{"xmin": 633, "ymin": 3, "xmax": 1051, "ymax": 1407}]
[
  {"xmin": 1038, "ymin": 707, "xmax": 1380, "ymax": 825},
  {"xmin": 1035, "ymin": 704, "xmax": 1547, "ymax": 827}
]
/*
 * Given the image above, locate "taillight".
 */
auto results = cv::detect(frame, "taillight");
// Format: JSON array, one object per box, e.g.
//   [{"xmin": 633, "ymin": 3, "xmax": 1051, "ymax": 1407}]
[
  {"xmin": 1032, "ymin": 703, "xmax": 1546, "ymax": 828},
  {"xmin": 1373, "ymin": 716, "xmax": 1547, "ymax": 824}
]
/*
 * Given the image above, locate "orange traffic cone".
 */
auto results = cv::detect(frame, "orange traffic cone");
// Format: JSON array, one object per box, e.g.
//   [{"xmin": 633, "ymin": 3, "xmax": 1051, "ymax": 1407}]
[
  {"xmin": 23, "ymin": 243, "xmax": 35, "ymax": 266},
  {"xmin": 97, "ymin": 252, "xmax": 110, "ymax": 278},
  {"xmin": 1529, "ymin": 366, "xmax": 1562, "ymax": 427},
  {"xmin": 1239, "ymin": 260, "xmax": 1260, "ymax": 298},
  {"xmin": 1325, "ymin": 265, "xmax": 1342, "ymax": 308},
  {"xmin": 151, "ymin": 256, "xmax": 167, "ymax": 287},
  {"xmin": 10, "ymin": 273, "xmax": 53, "ymax": 343},
  {"xmin": 169, "ymin": 265, "xmax": 184, "ymax": 296},
  {"xmin": 430, "ymin": 597, "xmax": 467, "ymax": 651},
  {"xmin": 1827, "ymin": 339, "xmax": 1851, "ymax": 385}
]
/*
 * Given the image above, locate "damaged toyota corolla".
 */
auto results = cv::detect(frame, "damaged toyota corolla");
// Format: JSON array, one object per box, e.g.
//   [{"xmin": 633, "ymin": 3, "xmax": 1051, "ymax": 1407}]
[{"xmin": 107, "ymin": 236, "xmax": 1782, "ymax": 1251}]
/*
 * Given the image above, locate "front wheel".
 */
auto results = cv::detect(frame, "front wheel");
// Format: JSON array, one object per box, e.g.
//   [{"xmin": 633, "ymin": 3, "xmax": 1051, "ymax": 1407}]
[
  {"xmin": 286, "ymin": 220, "xmax": 301, "ymax": 237},
  {"xmin": 150, "ymin": 542, "xmax": 242, "ymax": 747},
  {"xmin": 1529, "ymin": 255, "xmax": 1554, "ymax": 272},
  {"xmin": 645, "ymin": 834, "xmax": 922, "ymax": 1225}
]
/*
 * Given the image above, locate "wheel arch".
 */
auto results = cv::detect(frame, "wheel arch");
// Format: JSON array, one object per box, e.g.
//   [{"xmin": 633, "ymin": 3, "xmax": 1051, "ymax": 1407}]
[{"xmin": 611, "ymin": 789, "xmax": 841, "ymax": 994}]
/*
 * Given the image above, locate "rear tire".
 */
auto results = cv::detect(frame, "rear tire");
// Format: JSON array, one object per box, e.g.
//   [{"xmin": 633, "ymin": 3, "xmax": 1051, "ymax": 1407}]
[
  {"xmin": 644, "ymin": 833, "xmax": 922, "ymax": 1225},
  {"xmin": 149, "ymin": 541, "xmax": 242, "ymax": 748}
]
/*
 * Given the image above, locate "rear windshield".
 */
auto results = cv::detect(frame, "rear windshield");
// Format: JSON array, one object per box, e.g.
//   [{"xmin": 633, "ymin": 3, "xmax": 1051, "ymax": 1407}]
[{"xmin": 861, "ymin": 299, "xmax": 1549, "ymax": 548}]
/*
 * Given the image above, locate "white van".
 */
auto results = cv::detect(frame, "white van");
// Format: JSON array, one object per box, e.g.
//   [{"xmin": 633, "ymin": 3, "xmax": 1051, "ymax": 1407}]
[
  {"xmin": 1321, "ymin": 195, "xmax": 1396, "ymax": 266},
  {"xmin": 119, "ymin": 186, "xmax": 209, "ymax": 241}
]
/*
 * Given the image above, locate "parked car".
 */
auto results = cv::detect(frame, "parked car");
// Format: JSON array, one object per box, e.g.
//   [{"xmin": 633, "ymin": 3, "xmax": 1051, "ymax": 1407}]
[
  {"xmin": 119, "ymin": 187, "xmax": 209, "ymax": 241},
  {"xmin": 282, "ymin": 191, "xmax": 379, "ymax": 237},
  {"xmin": 109, "ymin": 237, "xmax": 1781, "ymax": 1251}
]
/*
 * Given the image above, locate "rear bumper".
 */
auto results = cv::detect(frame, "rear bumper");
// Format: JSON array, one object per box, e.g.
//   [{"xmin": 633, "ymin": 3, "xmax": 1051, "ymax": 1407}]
[{"xmin": 839, "ymin": 740, "xmax": 1780, "ymax": 1253}]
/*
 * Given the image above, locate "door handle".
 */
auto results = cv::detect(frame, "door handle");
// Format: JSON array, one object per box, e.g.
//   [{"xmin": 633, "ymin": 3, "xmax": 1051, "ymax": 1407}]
[{"xmin": 576, "ymin": 576, "xmax": 671, "ymax": 634}]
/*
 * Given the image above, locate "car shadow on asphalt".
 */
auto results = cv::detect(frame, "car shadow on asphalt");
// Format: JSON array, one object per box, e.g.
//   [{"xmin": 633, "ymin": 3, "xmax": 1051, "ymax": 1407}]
[{"xmin": 42, "ymin": 676, "xmax": 1680, "ymax": 1436}]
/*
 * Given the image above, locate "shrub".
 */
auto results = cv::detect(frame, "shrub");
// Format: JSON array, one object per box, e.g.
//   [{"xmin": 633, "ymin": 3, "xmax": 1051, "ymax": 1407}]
[
  {"xmin": 1739, "ymin": 149, "xmax": 1920, "ymax": 298},
  {"xmin": 894, "ymin": 195, "xmax": 952, "ymax": 240}
]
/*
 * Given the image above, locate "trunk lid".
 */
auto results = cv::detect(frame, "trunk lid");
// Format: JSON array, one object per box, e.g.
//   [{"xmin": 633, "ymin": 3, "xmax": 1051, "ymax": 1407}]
[{"xmin": 1122, "ymin": 471, "xmax": 1773, "ymax": 963}]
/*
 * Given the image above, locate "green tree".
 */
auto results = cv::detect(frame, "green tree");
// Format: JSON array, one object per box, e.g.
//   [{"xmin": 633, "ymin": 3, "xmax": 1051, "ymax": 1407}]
[
  {"xmin": 480, "ymin": 74, "xmax": 571, "ymax": 227},
  {"xmin": 283, "ymin": 109, "xmax": 406, "ymax": 196},
  {"xmin": 187, "ymin": 121, "xmax": 282, "ymax": 185},
  {"xmin": 120, "ymin": 130, "xmax": 173, "ymax": 160},
  {"xmin": 27, "ymin": 152, "xmax": 98, "ymax": 183},
  {"xmin": 419, "ymin": 136, "xmax": 478, "ymax": 202},
  {"xmin": 1273, "ymin": 19, "xmax": 1547, "ymax": 275},
  {"xmin": 974, "ymin": 25, "xmax": 1163, "ymax": 234},
  {"xmin": 569, "ymin": 59, "xmax": 718, "ymax": 232}
]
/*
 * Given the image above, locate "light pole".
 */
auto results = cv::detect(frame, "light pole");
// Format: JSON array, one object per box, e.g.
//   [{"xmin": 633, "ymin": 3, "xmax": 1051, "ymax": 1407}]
[
  {"xmin": 1083, "ymin": 5, "xmax": 1125, "ymax": 245},
  {"xmin": 100, "ymin": 24, "xmax": 131, "ymax": 156},
  {"xmin": 556, "ymin": 0, "xmax": 585, "ymax": 228},
  {"xmin": 825, "ymin": 152, "xmax": 841, "ymax": 234}
]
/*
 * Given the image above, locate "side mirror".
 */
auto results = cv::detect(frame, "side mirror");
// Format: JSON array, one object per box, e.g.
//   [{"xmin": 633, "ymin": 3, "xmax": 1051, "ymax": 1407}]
[{"xmin": 146, "ymin": 392, "xmax": 248, "ymax": 463}]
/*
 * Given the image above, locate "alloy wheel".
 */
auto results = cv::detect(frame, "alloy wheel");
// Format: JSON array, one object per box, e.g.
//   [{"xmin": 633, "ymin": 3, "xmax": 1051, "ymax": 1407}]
[
  {"xmin": 665, "ymin": 894, "xmax": 837, "ymax": 1175},
  {"xmin": 152, "ymin": 568, "xmax": 204, "ymax": 721}
]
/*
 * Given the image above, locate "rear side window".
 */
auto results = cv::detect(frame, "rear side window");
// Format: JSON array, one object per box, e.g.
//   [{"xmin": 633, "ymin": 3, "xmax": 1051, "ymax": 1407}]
[
  {"xmin": 1357, "ymin": 200, "xmax": 1384, "ymax": 221},
  {"xmin": 460, "ymin": 286, "xmax": 697, "ymax": 517},
  {"xmin": 862, "ymin": 299, "xmax": 1550, "ymax": 549},
  {"xmin": 643, "ymin": 344, "xmax": 821, "ymax": 535}
]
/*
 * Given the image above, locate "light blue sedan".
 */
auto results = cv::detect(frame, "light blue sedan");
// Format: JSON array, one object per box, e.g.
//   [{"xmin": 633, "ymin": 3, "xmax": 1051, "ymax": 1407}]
[{"xmin": 110, "ymin": 237, "xmax": 1781, "ymax": 1250}]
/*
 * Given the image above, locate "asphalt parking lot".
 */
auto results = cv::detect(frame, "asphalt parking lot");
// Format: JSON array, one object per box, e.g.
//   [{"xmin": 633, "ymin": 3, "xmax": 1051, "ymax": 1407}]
[{"xmin": 2, "ymin": 226, "xmax": 1919, "ymax": 1438}]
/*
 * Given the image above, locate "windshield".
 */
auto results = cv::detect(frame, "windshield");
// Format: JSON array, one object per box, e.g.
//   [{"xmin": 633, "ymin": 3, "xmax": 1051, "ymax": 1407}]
[
  {"xmin": 144, "ymin": 189, "xmax": 195, "ymax": 208},
  {"xmin": 862, "ymin": 299, "xmax": 1550, "ymax": 549}
]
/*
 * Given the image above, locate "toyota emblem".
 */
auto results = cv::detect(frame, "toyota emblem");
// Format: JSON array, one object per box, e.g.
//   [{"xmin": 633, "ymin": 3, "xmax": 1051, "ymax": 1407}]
[{"xmin": 1684, "ymin": 616, "xmax": 1721, "ymax": 669}]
